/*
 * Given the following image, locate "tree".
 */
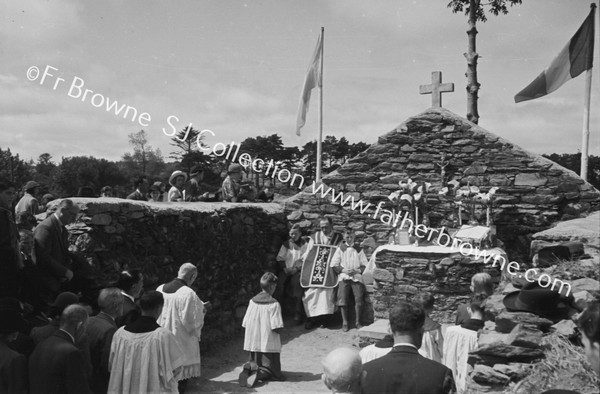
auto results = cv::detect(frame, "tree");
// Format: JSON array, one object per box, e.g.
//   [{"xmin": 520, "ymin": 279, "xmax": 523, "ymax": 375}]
[
  {"xmin": 169, "ymin": 126, "xmax": 210, "ymax": 174},
  {"xmin": 121, "ymin": 130, "xmax": 165, "ymax": 179},
  {"xmin": 448, "ymin": 0, "xmax": 522, "ymax": 124},
  {"xmin": 348, "ymin": 141, "xmax": 369, "ymax": 158},
  {"xmin": 0, "ymin": 147, "xmax": 33, "ymax": 187}
]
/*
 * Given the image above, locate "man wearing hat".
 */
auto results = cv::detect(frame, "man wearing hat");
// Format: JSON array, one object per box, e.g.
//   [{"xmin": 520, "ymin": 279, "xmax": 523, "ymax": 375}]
[
  {"xmin": 185, "ymin": 165, "xmax": 209, "ymax": 202},
  {"xmin": 0, "ymin": 297, "xmax": 28, "ymax": 393},
  {"xmin": 15, "ymin": 181, "xmax": 40, "ymax": 216},
  {"xmin": 126, "ymin": 176, "xmax": 149, "ymax": 201},
  {"xmin": 168, "ymin": 170, "xmax": 188, "ymax": 202}
]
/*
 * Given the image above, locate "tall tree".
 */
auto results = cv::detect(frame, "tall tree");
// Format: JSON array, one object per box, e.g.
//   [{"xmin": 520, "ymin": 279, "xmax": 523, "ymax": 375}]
[
  {"xmin": 121, "ymin": 130, "xmax": 165, "ymax": 179},
  {"xmin": 169, "ymin": 126, "xmax": 210, "ymax": 174},
  {"xmin": 448, "ymin": 0, "xmax": 522, "ymax": 124}
]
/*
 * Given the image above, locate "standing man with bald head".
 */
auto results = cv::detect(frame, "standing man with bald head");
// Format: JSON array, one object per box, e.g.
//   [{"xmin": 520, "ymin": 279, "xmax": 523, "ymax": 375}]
[
  {"xmin": 33, "ymin": 199, "xmax": 82, "ymax": 312},
  {"xmin": 157, "ymin": 262, "xmax": 210, "ymax": 393},
  {"xmin": 321, "ymin": 347, "xmax": 364, "ymax": 394}
]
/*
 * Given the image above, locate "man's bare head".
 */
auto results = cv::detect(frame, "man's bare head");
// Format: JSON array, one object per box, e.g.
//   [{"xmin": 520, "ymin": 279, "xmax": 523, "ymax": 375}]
[
  {"xmin": 178, "ymin": 262, "xmax": 198, "ymax": 285},
  {"xmin": 321, "ymin": 347, "xmax": 363, "ymax": 393}
]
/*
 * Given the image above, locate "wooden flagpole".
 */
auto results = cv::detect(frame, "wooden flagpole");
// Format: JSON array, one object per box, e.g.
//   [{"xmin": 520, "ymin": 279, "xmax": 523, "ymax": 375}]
[
  {"xmin": 316, "ymin": 27, "xmax": 324, "ymax": 182},
  {"xmin": 580, "ymin": 3, "xmax": 596, "ymax": 181}
]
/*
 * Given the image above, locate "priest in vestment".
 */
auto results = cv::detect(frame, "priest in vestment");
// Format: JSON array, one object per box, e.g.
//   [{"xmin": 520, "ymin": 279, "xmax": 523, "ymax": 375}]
[
  {"xmin": 302, "ymin": 217, "xmax": 343, "ymax": 329},
  {"xmin": 157, "ymin": 263, "xmax": 207, "ymax": 392},
  {"xmin": 108, "ymin": 291, "xmax": 184, "ymax": 394}
]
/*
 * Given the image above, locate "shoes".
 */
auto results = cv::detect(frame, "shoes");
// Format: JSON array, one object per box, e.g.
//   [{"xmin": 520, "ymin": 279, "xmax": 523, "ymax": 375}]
[
  {"xmin": 305, "ymin": 320, "xmax": 315, "ymax": 330},
  {"xmin": 342, "ymin": 324, "xmax": 349, "ymax": 332},
  {"xmin": 356, "ymin": 323, "xmax": 363, "ymax": 329},
  {"xmin": 238, "ymin": 362, "xmax": 258, "ymax": 388},
  {"xmin": 271, "ymin": 373, "xmax": 287, "ymax": 382}
]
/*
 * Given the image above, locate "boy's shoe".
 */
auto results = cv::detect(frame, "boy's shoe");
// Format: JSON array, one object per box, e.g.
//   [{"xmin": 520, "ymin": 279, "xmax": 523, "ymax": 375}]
[
  {"xmin": 342, "ymin": 324, "xmax": 349, "ymax": 332},
  {"xmin": 271, "ymin": 372, "xmax": 287, "ymax": 382},
  {"xmin": 355, "ymin": 323, "xmax": 363, "ymax": 329},
  {"xmin": 238, "ymin": 369, "xmax": 249, "ymax": 387}
]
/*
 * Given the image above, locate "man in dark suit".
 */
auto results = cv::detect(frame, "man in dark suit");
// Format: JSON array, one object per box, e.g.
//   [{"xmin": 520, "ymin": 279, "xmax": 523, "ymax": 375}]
[
  {"xmin": 29, "ymin": 304, "xmax": 91, "ymax": 394},
  {"xmin": 115, "ymin": 270, "xmax": 143, "ymax": 327},
  {"xmin": 126, "ymin": 176, "xmax": 149, "ymax": 201},
  {"xmin": 362, "ymin": 302, "xmax": 456, "ymax": 394},
  {"xmin": 85, "ymin": 288, "xmax": 123, "ymax": 394},
  {"xmin": 33, "ymin": 199, "xmax": 80, "ymax": 311}
]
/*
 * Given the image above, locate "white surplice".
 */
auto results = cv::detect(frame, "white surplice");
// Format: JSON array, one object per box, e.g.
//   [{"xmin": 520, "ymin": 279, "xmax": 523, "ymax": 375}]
[
  {"xmin": 442, "ymin": 325, "xmax": 479, "ymax": 394},
  {"xmin": 108, "ymin": 327, "xmax": 184, "ymax": 394},
  {"xmin": 242, "ymin": 299, "xmax": 284, "ymax": 353},
  {"xmin": 157, "ymin": 285, "xmax": 205, "ymax": 380}
]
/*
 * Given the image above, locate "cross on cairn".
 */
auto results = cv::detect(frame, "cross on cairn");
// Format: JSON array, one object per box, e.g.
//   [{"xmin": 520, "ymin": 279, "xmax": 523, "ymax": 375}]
[{"xmin": 419, "ymin": 71, "xmax": 454, "ymax": 108}]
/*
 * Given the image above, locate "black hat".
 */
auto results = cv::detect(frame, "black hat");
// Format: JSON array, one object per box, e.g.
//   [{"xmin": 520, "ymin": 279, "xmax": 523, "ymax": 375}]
[{"xmin": 503, "ymin": 281, "xmax": 574, "ymax": 321}]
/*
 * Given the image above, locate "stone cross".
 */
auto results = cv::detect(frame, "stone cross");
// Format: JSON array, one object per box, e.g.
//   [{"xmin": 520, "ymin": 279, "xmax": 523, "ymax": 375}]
[{"xmin": 419, "ymin": 71, "xmax": 454, "ymax": 107}]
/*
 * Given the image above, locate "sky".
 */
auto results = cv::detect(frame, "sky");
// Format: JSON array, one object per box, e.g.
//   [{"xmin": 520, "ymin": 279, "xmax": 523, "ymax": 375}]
[{"xmin": 1, "ymin": 0, "xmax": 599, "ymax": 164}]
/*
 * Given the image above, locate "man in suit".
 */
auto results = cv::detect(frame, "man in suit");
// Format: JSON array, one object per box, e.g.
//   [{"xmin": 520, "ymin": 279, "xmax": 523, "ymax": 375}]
[
  {"xmin": 33, "ymin": 199, "xmax": 81, "ymax": 312},
  {"xmin": 362, "ymin": 301, "xmax": 456, "ymax": 394},
  {"xmin": 29, "ymin": 304, "xmax": 91, "ymax": 394},
  {"xmin": 84, "ymin": 288, "xmax": 123, "ymax": 394},
  {"xmin": 126, "ymin": 176, "xmax": 149, "ymax": 201},
  {"xmin": 115, "ymin": 270, "xmax": 143, "ymax": 327}
]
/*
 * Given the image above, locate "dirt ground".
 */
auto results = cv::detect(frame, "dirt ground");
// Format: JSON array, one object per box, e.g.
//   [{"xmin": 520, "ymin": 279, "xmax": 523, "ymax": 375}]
[{"xmin": 186, "ymin": 316, "xmax": 362, "ymax": 394}]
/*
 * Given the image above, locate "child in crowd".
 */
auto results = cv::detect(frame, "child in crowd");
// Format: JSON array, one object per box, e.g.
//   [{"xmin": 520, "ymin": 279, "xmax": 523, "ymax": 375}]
[
  {"xmin": 241, "ymin": 272, "xmax": 286, "ymax": 387},
  {"xmin": 330, "ymin": 228, "xmax": 367, "ymax": 332},
  {"xmin": 415, "ymin": 292, "xmax": 444, "ymax": 363},
  {"xmin": 455, "ymin": 272, "xmax": 493, "ymax": 324}
]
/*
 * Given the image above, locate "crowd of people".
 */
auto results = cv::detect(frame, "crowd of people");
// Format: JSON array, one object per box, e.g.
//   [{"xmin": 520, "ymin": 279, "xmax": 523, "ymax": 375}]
[
  {"xmin": 0, "ymin": 263, "xmax": 209, "ymax": 394},
  {"xmin": 2, "ymin": 173, "xmax": 599, "ymax": 393}
]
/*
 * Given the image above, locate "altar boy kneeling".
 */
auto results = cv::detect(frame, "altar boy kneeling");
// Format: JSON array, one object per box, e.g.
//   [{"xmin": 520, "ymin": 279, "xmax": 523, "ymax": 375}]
[{"xmin": 330, "ymin": 228, "xmax": 367, "ymax": 332}]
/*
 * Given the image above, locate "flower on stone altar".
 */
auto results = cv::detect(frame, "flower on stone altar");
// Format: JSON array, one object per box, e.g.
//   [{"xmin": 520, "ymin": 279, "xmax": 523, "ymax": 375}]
[
  {"xmin": 438, "ymin": 187, "xmax": 449, "ymax": 196},
  {"xmin": 400, "ymin": 194, "xmax": 413, "ymax": 203},
  {"xmin": 469, "ymin": 186, "xmax": 480, "ymax": 194},
  {"xmin": 413, "ymin": 193, "xmax": 422, "ymax": 202},
  {"xmin": 447, "ymin": 179, "xmax": 460, "ymax": 190},
  {"xmin": 488, "ymin": 187, "xmax": 499, "ymax": 196},
  {"xmin": 417, "ymin": 182, "xmax": 432, "ymax": 194},
  {"xmin": 388, "ymin": 191, "xmax": 401, "ymax": 202}
]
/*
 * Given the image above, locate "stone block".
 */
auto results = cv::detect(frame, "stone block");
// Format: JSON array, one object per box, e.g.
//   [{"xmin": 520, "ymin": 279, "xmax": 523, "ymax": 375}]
[
  {"xmin": 495, "ymin": 311, "xmax": 553, "ymax": 333},
  {"xmin": 130, "ymin": 211, "xmax": 144, "ymax": 219},
  {"xmin": 406, "ymin": 162, "xmax": 435, "ymax": 170},
  {"xmin": 408, "ymin": 153, "xmax": 436, "ymax": 162},
  {"xmin": 483, "ymin": 294, "xmax": 506, "ymax": 321},
  {"xmin": 492, "ymin": 363, "xmax": 530, "ymax": 381},
  {"xmin": 373, "ymin": 268, "xmax": 395, "ymax": 283},
  {"xmin": 471, "ymin": 342, "xmax": 544, "ymax": 363},
  {"xmin": 464, "ymin": 164, "xmax": 488, "ymax": 175},
  {"xmin": 478, "ymin": 330, "xmax": 510, "ymax": 347},
  {"xmin": 287, "ymin": 210, "xmax": 304, "ymax": 221},
  {"xmin": 337, "ymin": 162, "xmax": 370, "ymax": 173},
  {"xmin": 514, "ymin": 173, "xmax": 547, "ymax": 187},
  {"xmin": 104, "ymin": 225, "xmax": 116, "ymax": 234},
  {"xmin": 471, "ymin": 364, "xmax": 511, "ymax": 386},
  {"xmin": 91, "ymin": 214, "xmax": 112, "ymax": 225},
  {"xmin": 504, "ymin": 324, "xmax": 542, "ymax": 349},
  {"xmin": 452, "ymin": 139, "xmax": 472, "ymax": 146},
  {"xmin": 380, "ymin": 174, "xmax": 406, "ymax": 184},
  {"xmin": 394, "ymin": 285, "xmax": 418, "ymax": 294},
  {"xmin": 574, "ymin": 290, "xmax": 596, "ymax": 310},
  {"xmin": 489, "ymin": 175, "xmax": 511, "ymax": 186},
  {"xmin": 571, "ymin": 278, "xmax": 600, "ymax": 293},
  {"xmin": 550, "ymin": 319, "xmax": 577, "ymax": 338}
]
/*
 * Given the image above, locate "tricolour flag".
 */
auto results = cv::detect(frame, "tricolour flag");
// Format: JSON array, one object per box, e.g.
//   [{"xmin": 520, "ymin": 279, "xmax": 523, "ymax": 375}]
[
  {"xmin": 515, "ymin": 6, "xmax": 595, "ymax": 103},
  {"xmin": 296, "ymin": 32, "xmax": 323, "ymax": 135}
]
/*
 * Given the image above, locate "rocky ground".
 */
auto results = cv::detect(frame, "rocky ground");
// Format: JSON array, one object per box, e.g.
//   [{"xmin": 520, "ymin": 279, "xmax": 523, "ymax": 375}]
[{"xmin": 187, "ymin": 317, "xmax": 362, "ymax": 394}]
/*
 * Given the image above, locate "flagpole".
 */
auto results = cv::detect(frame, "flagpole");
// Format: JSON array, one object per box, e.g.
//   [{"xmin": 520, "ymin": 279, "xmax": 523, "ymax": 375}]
[
  {"xmin": 580, "ymin": 3, "xmax": 596, "ymax": 181},
  {"xmin": 316, "ymin": 27, "xmax": 324, "ymax": 183}
]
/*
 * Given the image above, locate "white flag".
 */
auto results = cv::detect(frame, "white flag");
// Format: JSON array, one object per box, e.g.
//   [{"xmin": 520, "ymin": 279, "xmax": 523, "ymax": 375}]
[{"xmin": 295, "ymin": 32, "xmax": 323, "ymax": 136}]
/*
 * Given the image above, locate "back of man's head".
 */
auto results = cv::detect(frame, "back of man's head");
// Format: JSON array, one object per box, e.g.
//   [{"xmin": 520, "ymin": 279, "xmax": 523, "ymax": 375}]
[
  {"xmin": 140, "ymin": 291, "xmax": 164, "ymax": 313},
  {"xmin": 177, "ymin": 262, "xmax": 197, "ymax": 280},
  {"xmin": 389, "ymin": 301, "xmax": 425, "ymax": 336},
  {"xmin": 60, "ymin": 304, "xmax": 88, "ymax": 331},
  {"xmin": 98, "ymin": 288, "xmax": 123, "ymax": 314},
  {"xmin": 322, "ymin": 347, "xmax": 363, "ymax": 393},
  {"xmin": 469, "ymin": 293, "xmax": 488, "ymax": 317},
  {"xmin": 117, "ymin": 269, "xmax": 143, "ymax": 293}
]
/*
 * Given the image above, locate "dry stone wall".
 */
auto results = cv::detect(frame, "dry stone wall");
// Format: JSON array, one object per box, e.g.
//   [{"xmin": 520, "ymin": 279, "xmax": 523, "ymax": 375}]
[
  {"xmin": 50, "ymin": 198, "xmax": 288, "ymax": 345},
  {"xmin": 285, "ymin": 107, "xmax": 600, "ymax": 320}
]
